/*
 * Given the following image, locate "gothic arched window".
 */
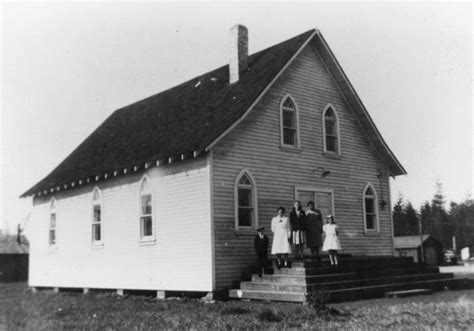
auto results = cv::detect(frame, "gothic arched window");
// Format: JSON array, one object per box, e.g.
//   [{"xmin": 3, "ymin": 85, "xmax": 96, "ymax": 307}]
[
  {"xmin": 323, "ymin": 105, "xmax": 340, "ymax": 154},
  {"xmin": 235, "ymin": 170, "xmax": 258, "ymax": 230}
]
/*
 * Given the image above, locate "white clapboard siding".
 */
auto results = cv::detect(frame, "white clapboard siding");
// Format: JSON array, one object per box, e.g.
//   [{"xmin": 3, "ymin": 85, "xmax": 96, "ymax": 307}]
[
  {"xmin": 211, "ymin": 44, "xmax": 394, "ymax": 290},
  {"xmin": 28, "ymin": 157, "xmax": 213, "ymax": 291}
]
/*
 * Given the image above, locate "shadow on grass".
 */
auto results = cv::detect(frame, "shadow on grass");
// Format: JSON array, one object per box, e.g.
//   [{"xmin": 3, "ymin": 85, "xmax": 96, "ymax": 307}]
[
  {"xmin": 258, "ymin": 309, "xmax": 284, "ymax": 322},
  {"xmin": 306, "ymin": 287, "xmax": 352, "ymax": 321},
  {"xmin": 219, "ymin": 307, "xmax": 251, "ymax": 315}
]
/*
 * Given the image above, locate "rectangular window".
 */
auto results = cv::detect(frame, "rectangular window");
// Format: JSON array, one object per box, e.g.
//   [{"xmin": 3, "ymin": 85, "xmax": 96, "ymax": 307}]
[
  {"xmin": 365, "ymin": 197, "xmax": 376, "ymax": 230},
  {"xmin": 49, "ymin": 213, "xmax": 56, "ymax": 246},
  {"xmin": 140, "ymin": 194, "xmax": 153, "ymax": 237},
  {"xmin": 325, "ymin": 118, "xmax": 338, "ymax": 152},
  {"xmin": 282, "ymin": 110, "xmax": 296, "ymax": 146},
  {"xmin": 238, "ymin": 188, "xmax": 253, "ymax": 227},
  {"xmin": 92, "ymin": 205, "xmax": 102, "ymax": 242}
]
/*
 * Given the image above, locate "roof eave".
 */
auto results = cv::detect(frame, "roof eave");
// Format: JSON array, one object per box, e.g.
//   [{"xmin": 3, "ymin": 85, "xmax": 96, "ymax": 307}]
[{"xmin": 314, "ymin": 31, "xmax": 407, "ymax": 177}]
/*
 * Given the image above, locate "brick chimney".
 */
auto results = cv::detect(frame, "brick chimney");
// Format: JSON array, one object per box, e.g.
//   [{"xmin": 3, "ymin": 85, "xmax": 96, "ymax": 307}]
[{"xmin": 229, "ymin": 24, "xmax": 248, "ymax": 84}]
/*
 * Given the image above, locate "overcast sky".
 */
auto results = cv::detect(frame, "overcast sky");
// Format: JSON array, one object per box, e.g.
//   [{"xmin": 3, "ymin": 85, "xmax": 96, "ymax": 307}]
[{"xmin": 1, "ymin": 2, "xmax": 472, "ymax": 233}]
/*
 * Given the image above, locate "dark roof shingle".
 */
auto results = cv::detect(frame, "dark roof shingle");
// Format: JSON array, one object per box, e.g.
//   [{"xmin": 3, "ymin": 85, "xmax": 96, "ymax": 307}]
[
  {"xmin": 22, "ymin": 28, "xmax": 406, "ymax": 197},
  {"xmin": 22, "ymin": 30, "xmax": 315, "ymax": 197}
]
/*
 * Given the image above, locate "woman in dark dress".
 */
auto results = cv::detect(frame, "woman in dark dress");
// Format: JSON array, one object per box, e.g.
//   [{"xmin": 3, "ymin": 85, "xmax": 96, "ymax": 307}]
[
  {"xmin": 305, "ymin": 201, "xmax": 323, "ymax": 261},
  {"xmin": 289, "ymin": 201, "xmax": 306, "ymax": 260}
]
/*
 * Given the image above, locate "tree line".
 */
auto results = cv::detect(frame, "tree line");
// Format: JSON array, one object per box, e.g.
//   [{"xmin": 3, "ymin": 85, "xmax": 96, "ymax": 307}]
[{"xmin": 393, "ymin": 181, "xmax": 474, "ymax": 252}]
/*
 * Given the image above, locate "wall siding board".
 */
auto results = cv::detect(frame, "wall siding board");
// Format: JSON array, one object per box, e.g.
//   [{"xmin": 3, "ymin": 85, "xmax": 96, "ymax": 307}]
[
  {"xmin": 29, "ymin": 156, "xmax": 213, "ymax": 292},
  {"xmin": 212, "ymin": 45, "xmax": 394, "ymax": 290}
]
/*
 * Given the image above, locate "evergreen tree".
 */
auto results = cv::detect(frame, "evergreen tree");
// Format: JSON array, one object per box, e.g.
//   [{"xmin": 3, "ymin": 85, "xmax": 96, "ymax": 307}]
[
  {"xmin": 432, "ymin": 180, "xmax": 445, "ymax": 210},
  {"xmin": 420, "ymin": 201, "xmax": 431, "ymax": 235},
  {"xmin": 404, "ymin": 202, "xmax": 419, "ymax": 235},
  {"xmin": 449, "ymin": 198, "xmax": 474, "ymax": 252},
  {"xmin": 393, "ymin": 195, "xmax": 405, "ymax": 236},
  {"xmin": 430, "ymin": 181, "xmax": 452, "ymax": 247},
  {"xmin": 392, "ymin": 196, "xmax": 421, "ymax": 236}
]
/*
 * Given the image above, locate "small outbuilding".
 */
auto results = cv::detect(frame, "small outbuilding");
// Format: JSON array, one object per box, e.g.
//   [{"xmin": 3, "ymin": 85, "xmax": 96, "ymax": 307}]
[
  {"xmin": 460, "ymin": 246, "xmax": 472, "ymax": 261},
  {"xmin": 393, "ymin": 235, "xmax": 443, "ymax": 265},
  {"xmin": 0, "ymin": 234, "xmax": 29, "ymax": 282}
]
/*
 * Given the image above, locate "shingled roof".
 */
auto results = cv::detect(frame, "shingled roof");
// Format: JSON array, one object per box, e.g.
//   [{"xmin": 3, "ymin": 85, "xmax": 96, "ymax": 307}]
[
  {"xmin": 22, "ymin": 28, "xmax": 406, "ymax": 198},
  {"xmin": 393, "ymin": 235, "xmax": 432, "ymax": 249}
]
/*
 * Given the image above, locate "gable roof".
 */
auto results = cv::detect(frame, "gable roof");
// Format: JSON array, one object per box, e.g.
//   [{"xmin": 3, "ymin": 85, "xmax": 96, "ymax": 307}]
[
  {"xmin": 393, "ymin": 235, "xmax": 431, "ymax": 249},
  {"xmin": 22, "ymin": 28, "xmax": 406, "ymax": 198}
]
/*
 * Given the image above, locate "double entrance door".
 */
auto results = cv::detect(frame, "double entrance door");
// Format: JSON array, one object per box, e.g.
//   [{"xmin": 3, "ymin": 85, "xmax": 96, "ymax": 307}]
[{"xmin": 295, "ymin": 187, "xmax": 334, "ymax": 218}]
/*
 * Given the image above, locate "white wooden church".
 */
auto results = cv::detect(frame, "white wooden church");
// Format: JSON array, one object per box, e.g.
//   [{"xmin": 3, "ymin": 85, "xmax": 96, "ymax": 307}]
[{"xmin": 23, "ymin": 25, "xmax": 406, "ymax": 297}]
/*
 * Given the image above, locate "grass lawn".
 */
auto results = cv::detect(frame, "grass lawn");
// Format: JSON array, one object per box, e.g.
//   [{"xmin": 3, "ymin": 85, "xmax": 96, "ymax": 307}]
[{"xmin": 1, "ymin": 283, "xmax": 474, "ymax": 330}]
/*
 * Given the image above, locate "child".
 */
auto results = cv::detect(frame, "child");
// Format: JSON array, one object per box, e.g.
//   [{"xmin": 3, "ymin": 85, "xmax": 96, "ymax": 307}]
[
  {"xmin": 254, "ymin": 227, "xmax": 270, "ymax": 277},
  {"xmin": 322, "ymin": 215, "xmax": 341, "ymax": 266}
]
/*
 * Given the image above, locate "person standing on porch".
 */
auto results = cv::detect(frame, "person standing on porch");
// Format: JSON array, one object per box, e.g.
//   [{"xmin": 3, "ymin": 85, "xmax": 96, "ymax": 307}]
[
  {"xmin": 322, "ymin": 215, "xmax": 341, "ymax": 266},
  {"xmin": 290, "ymin": 201, "xmax": 306, "ymax": 260},
  {"xmin": 271, "ymin": 207, "xmax": 292, "ymax": 269},
  {"xmin": 305, "ymin": 201, "xmax": 323, "ymax": 261},
  {"xmin": 254, "ymin": 227, "xmax": 270, "ymax": 277}
]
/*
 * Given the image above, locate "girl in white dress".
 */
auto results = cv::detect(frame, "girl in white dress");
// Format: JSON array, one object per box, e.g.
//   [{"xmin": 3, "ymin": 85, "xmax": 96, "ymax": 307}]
[
  {"xmin": 322, "ymin": 215, "xmax": 341, "ymax": 266},
  {"xmin": 271, "ymin": 207, "xmax": 292, "ymax": 269}
]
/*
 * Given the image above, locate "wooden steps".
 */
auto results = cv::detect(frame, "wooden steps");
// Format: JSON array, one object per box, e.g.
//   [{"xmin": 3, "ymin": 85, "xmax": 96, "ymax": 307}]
[
  {"xmin": 242, "ymin": 273, "xmax": 455, "ymax": 292},
  {"xmin": 228, "ymin": 256, "xmax": 472, "ymax": 303},
  {"xmin": 385, "ymin": 288, "xmax": 433, "ymax": 298}
]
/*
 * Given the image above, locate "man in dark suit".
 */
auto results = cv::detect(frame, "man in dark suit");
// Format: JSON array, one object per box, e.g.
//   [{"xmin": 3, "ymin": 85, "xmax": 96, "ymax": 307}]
[{"xmin": 254, "ymin": 227, "xmax": 270, "ymax": 277}]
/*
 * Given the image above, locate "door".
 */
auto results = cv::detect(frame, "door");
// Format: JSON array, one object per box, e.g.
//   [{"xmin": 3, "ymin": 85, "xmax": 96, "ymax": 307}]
[
  {"xmin": 424, "ymin": 246, "xmax": 438, "ymax": 265},
  {"xmin": 295, "ymin": 188, "xmax": 333, "ymax": 218}
]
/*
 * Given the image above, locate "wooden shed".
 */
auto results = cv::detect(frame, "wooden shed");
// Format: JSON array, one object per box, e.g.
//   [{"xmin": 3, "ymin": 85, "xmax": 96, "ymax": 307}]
[
  {"xmin": 0, "ymin": 234, "xmax": 29, "ymax": 282},
  {"xmin": 394, "ymin": 235, "xmax": 443, "ymax": 265}
]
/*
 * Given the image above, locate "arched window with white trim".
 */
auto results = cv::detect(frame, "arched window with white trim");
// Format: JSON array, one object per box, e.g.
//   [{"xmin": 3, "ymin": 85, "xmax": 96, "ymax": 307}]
[
  {"xmin": 280, "ymin": 95, "xmax": 300, "ymax": 148},
  {"xmin": 139, "ymin": 177, "xmax": 154, "ymax": 239},
  {"xmin": 91, "ymin": 187, "xmax": 102, "ymax": 244},
  {"xmin": 363, "ymin": 184, "xmax": 379, "ymax": 231},
  {"xmin": 235, "ymin": 170, "xmax": 258, "ymax": 230},
  {"xmin": 49, "ymin": 198, "xmax": 57, "ymax": 246},
  {"xmin": 323, "ymin": 105, "xmax": 340, "ymax": 154}
]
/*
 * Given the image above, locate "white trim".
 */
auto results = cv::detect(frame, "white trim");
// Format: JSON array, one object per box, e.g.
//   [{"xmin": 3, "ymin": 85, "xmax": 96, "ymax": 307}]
[
  {"xmin": 362, "ymin": 183, "xmax": 379, "ymax": 232},
  {"xmin": 208, "ymin": 151, "xmax": 216, "ymax": 290},
  {"xmin": 387, "ymin": 165, "xmax": 396, "ymax": 255},
  {"xmin": 234, "ymin": 169, "xmax": 259, "ymax": 231},
  {"xmin": 279, "ymin": 94, "xmax": 301, "ymax": 149},
  {"xmin": 91, "ymin": 187, "xmax": 103, "ymax": 246},
  {"xmin": 138, "ymin": 175, "xmax": 156, "ymax": 242},
  {"xmin": 205, "ymin": 30, "xmax": 317, "ymax": 152},
  {"xmin": 322, "ymin": 104, "xmax": 341, "ymax": 155},
  {"xmin": 294, "ymin": 186, "xmax": 335, "ymax": 217},
  {"xmin": 49, "ymin": 197, "xmax": 58, "ymax": 248}
]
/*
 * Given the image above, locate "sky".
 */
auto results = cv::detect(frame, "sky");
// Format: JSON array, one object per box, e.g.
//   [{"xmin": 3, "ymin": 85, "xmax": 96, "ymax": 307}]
[{"xmin": 1, "ymin": 1, "xmax": 472, "ymax": 234}]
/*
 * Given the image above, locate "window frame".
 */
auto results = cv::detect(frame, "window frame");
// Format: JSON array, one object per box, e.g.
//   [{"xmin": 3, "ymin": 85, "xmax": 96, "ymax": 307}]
[
  {"xmin": 91, "ymin": 187, "xmax": 103, "ymax": 246},
  {"xmin": 279, "ymin": 94, "xmax": 301, "ymax": 149},
  {"xmin": 322, "ymin": 104, "xmax": 341, "ymax": 155},
  {"xmin": 49, "ymin": 198, "xmax": 57, "ymax": 247},
  {"xmin": 138, "ymin": 176, "xmax": 155, "ymax": 243},
  {"xmin": 234, "ymin": 169, "xmax": 259, "ymax": 231},
  {"xmin": 362, "ymin": 183, "xmax": 379, "ymax": 232}
]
